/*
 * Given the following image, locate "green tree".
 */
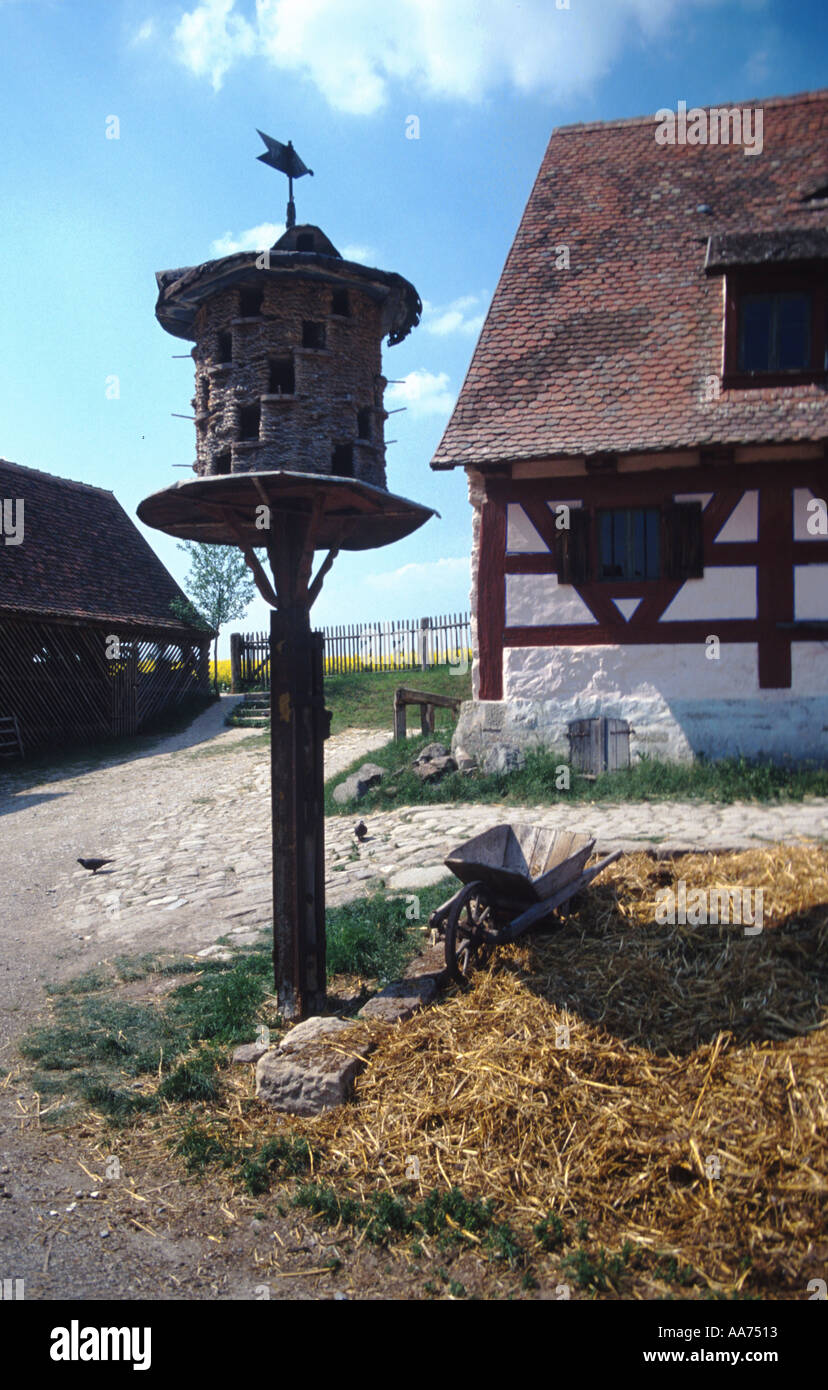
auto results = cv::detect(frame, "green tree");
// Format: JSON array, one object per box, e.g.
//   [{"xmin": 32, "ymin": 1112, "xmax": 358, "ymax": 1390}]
[{"xmin": 176, "ymin": 543, "xmax": 256, "ymax": 694}]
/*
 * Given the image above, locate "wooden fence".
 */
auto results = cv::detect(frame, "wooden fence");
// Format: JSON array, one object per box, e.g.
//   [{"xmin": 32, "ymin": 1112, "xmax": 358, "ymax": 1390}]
[{"xmin": 230, "ymin": 612, "xmax": 471, "ymax": 688}]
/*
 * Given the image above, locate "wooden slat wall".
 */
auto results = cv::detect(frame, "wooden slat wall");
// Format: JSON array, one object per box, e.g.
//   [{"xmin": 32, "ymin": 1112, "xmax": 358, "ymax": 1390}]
[{"xmin": 0, "ymin": 616, "xmax": 211, "ymax": 753}]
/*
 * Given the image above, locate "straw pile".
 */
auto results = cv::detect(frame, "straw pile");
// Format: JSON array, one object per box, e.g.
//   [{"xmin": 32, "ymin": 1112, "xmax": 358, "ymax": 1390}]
[
  {"xmin": 79, "ymin": 844, "xmax": 826, "ymax": 1296},
  {"xmin": 290, "ymin": 844, "xmax": 828, "ymax": 1294}
]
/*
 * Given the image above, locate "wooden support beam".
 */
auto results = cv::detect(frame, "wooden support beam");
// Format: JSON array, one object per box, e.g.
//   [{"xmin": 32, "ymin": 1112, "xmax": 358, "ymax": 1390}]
[{"xmin": 270, "ymin": 609, "xmax": 330, "ymax": 1020}]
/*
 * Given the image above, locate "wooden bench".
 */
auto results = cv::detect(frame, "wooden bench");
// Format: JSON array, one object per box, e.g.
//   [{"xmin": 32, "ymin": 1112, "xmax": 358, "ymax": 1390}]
[{"xmin": 394, "ymin": 687, "xmax": 462, "ymax": 741}]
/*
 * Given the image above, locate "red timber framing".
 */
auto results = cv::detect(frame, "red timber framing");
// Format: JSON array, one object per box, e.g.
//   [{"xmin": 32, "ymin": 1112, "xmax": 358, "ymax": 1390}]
[{"xmin": 477, "ymin": 459, "xmax": 828, "ymax": 701}]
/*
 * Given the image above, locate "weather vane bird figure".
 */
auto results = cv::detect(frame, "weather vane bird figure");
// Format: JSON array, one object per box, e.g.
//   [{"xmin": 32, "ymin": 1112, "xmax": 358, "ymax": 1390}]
[{"xmin": 256, "ymin": 131, "xmax": 314, "ymax": 230}]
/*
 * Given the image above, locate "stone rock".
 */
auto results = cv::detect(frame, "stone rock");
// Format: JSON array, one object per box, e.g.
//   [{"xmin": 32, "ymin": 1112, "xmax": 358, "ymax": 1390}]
[
  {"xmin": 412, "ymin": 755, "xmax": 457, "ymax": 782},
  {"xmin": 278, "ymin": 1015, "xmax": 355, "ymax": 1053},
  {"xmin": 332, "ymin": 762, "xmax": 386, "ymax": 805},
  {"xmin": 196, "ymin": 944, "xmax": 233, "ymax": 962},
  {"xmin": 452, "ymin": 745, "xmax": 477, "ymax": 773},
  {"xmin": 255, "ymin": 1035, "xmax": 372, "ymax": 1116},
  {"xmin": 481, "ymin": 742, "xmax": 526, "ymax": 776},
  {"xmin": 388, "ymin": 865, "xmax": 452, "ymax": 891},
  {"xmin": 232, "ymin": 1042, "xmax": 270, "ymax": 1065},
  {"xmin": 415, "ymin": 742, "xmax": 450, "ymax": 763},
  {"xmin": 358, "ymin": 974, "xmax": 438, "ymax": 1023}
]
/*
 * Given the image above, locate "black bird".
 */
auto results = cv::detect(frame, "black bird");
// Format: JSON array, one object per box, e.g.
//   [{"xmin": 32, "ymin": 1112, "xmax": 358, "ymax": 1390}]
[
  {"xmin": 77, "ymin": 858, "xmax": 114, "ymax": 875},
  {"xmin": 354, "ymin": 821, "xmax": 368, "ymax": 843}
]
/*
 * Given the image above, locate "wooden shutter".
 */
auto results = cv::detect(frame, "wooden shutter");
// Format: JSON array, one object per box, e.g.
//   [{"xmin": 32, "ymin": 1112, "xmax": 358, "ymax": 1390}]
[
  {"xmin": 662, "ymin": 502, "xmax": 704, "ymax": 580},
  {"xmin": 558, "ymin": 507, "xmax": 591, "ymax": 583}
]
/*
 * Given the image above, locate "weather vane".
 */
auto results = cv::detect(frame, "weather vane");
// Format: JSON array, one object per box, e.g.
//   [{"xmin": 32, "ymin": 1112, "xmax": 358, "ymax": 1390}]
[{"xmin": 256, "ymin": 131, "xmax": 314, "ymax": 230}]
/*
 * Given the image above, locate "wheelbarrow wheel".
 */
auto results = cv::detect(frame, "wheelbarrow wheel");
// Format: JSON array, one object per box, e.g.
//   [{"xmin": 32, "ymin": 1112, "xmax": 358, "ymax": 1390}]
[{"xmin": 444, "ymin": 881, "xmax": 495, "ymax": 986}]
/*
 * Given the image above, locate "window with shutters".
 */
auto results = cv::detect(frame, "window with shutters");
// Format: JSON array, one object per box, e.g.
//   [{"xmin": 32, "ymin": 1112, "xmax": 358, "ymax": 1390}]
[
  {"xmin": 557, "ymin": 502, "xmax": 703, "ymax": 585},
  {"xmin": 598, "ymin": 508, "xmax": 660, "ymax": 580}
]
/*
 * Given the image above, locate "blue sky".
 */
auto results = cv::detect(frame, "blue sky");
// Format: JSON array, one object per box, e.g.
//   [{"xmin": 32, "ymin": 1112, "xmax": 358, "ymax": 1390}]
[{"xmin": 1, "ymin": 0, "xmax": 826, "ymax": 651}]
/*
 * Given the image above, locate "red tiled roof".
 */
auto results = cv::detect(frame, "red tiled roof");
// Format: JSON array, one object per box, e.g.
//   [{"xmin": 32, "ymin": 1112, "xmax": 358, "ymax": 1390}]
[
  {"xmin": 0, "ymin": 459, "xmax": 210, "ymax": 634},
  {"xmin": 432, "ymin": 89, "xmax": 828, "ymax": 469}
]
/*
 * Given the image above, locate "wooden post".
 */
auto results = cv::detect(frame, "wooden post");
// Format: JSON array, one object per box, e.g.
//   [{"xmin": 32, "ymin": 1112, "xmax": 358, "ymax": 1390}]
[
  {"xmin": 270, "ymin": 608, "xmax": 330, "ymax": 1021},
  {"xmin": 393, "ymin": 687, "xmax": 407, "ymax": 741},
  {"xmin": 230, "ymin": 632, "xmax": 241, "ymax": 693}
]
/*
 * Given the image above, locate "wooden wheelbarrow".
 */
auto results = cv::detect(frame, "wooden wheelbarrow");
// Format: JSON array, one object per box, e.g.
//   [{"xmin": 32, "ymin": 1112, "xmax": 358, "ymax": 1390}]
[{"xmin": 428, "ymin": 823, "xmax": 621, "ymax": 984}]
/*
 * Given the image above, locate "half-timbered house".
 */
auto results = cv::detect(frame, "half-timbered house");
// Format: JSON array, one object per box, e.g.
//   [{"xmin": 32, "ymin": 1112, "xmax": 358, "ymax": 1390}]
[{"xmin": 432, "ymin": 89, "xmax": 828, "ymax": 765}]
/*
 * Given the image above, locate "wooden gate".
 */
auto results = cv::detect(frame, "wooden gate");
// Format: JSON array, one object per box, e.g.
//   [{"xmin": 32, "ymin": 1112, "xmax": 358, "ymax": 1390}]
[{"xmin": 568, "ymin": 717, "xmax": 630, "ymax": 774}]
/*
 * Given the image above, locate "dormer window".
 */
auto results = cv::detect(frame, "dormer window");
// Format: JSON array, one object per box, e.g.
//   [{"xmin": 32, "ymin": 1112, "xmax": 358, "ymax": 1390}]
[
  {"xmin": 739, "ymin": 291, "xmax": 811, "ymax": 372},
  {"xmin": 239, "ymin": 287, "xmax": 263, "ymax": 318},
  {"xmin": 722, "ymin": 267, "xmax": 827, "ymax": 386},
  {"xmin": 296, "ymin": 232, "xmax": 314, "ymax": 252}
]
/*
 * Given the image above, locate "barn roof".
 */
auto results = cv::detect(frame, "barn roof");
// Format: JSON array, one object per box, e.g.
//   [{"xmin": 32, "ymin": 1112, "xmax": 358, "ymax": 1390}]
[
  {"xmin": 432, "ymin": 88, "xmax": 828, "ymax": 470},
  {"xmin": 0, "ymin": 458, "xmax": 211, "ymax": 636}
]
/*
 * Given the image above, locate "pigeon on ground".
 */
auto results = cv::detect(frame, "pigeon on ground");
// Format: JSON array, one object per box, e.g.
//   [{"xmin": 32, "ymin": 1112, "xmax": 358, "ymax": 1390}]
[
  {"xmin": 354, "ymin": 821, "xmax": 368, "ymax": 842},
  {"xmin": 77, "ymin": 858, "xmax": 114, "ymax": 874}
]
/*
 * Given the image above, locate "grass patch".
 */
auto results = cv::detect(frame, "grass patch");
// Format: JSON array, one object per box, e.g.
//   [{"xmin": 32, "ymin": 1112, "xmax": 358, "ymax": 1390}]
[
  {"xmin": 327, "ymin": 741, "xmax": 828, "ymax": 815},
  {"xmin": 158, "ymin": 1048, "xmax": 223, "ymax": 1103},
  {"xmin": 292, "ymin": 1180, "xmax": 529, "ymax": 1271},
  {"xmin": 45, "ymin": 969, "xmax": 110, "ymax": 997},
  {"xmin": 325, "ymin": 881, "xmax": 453, "ymax": 983},
  {"xmin": 167, "ymin": 954, "xmax": 271, "ymax": 1045},
  {"xmin": 324, "ymin": 665, "xmax": 471, "ymax": 738},
  {"xmin": 562, "ymin": 1240, "xmax": 636, "ymax": 1292},
  {"xmin": 19, "ymin": 884, "xmax": 442, "ymax": 1124}
]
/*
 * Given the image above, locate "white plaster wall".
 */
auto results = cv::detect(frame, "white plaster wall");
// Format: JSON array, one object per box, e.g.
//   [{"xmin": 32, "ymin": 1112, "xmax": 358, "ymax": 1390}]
[
  {"xmin": 714, "ymin": 490, "xmax": 758, "ymax": 542},
  {"xmin": 794, "ymin": 565, "xmax": 828, "ymax": 621},
  {"xmin": 506, "ymin": 501, "xmax": 581, "ymax": 553},
  {"xmin": 794, "ymin": 488, "xmax": 823, "ymax": 540},
  {"xmin": 506, "ymin": 504, "xmax": 546, "ymax": 553},
  {"xmin": 506, "ymin": 574, "xmax": 595, "ymax": 626},
  {"xmin": 659, "ymin": 566, "xmax": 757, "ymax": 621},
  {"xmin": 469, "ymin": 641, "xmax": 828, "ymax": 762},
  {"xmin": 504, "ymin": 642, "xmax": 765, "ymax": 702}
]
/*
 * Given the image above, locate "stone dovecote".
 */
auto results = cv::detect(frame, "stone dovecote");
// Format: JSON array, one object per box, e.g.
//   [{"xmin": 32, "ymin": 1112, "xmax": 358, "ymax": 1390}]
[{"xmin": 155, "ymin": 223, "xmax": 421, "ymax": 486}]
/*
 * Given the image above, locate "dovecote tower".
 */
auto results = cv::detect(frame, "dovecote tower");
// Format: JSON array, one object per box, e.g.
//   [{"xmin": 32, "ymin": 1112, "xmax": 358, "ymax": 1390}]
[{"xmin": 155, "ymin": 223, "xmax": 421, "ymax": 486}]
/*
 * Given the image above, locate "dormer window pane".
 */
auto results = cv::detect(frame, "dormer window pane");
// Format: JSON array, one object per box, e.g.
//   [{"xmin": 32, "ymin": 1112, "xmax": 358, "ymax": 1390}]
[{"xmin": 739, "ymin": 291, "xmax": 811, "ymax": 372}]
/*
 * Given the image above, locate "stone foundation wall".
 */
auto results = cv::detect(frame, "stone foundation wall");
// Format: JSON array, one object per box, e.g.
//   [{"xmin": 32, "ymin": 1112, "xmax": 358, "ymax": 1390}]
[{"xmin": 454, "ymin": 642, "xmax": 828, "ymax": 765}]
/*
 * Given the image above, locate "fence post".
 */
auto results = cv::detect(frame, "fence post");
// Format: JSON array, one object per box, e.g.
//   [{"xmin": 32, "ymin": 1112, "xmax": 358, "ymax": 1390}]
[
  {"xmin": 420, "ymin": 616, "xmax": 430, "ymax": 671},
  {"xmin": 230, "ymin": 633, "xmax": 241, "ymax": 692}
]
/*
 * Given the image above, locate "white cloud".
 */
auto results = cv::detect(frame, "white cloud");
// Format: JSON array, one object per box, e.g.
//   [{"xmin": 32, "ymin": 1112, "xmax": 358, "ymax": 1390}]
[
  {"xmin": 133, "ymin": 18, "xmax": 155, "ymax": 44},
  {"xmin": 386, "ymin": 369, "xmax": 455, "ymax": 418},
  {"xmin": 174, "ymin": 0, "xmax": 256, "ymax": 92},
  {"xmin": 362, "ymin": 555, "xmax": 469, "ymax": 592},
  {"xmin": 171, "ymin": 0, "xmax": 722, "ymax": 109},
  {"xmin": 341, "ymin": 243, "xmax": 377, "ymax": 265},
  {"xmin": 210, "ymin": 221, "xmax": 284, "ymax": 256},
  {"xmin": 421, "ymin": 293, "xmax": 486, "ymax": 337}
]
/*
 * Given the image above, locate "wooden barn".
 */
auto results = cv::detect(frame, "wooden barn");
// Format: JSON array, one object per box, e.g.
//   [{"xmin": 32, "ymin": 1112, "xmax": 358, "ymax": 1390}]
[
  {"xmin": 432, "ymin": 89, "xmax": 828, "ymax": 766},
  {"xmin": 0, "ymin": 458, "xmax": 212, "ymax": 756}
]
